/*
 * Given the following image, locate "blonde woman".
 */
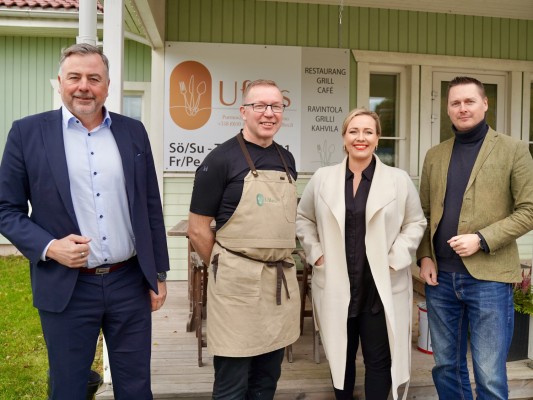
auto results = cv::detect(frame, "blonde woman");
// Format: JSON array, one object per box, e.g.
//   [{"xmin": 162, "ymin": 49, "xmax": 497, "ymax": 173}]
[{"xmin": 296, "ymin": 108, "xmax": 426, "ymax": 400}]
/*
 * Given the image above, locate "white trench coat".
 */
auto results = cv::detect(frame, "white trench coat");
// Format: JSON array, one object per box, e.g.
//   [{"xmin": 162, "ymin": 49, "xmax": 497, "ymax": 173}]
[{"xmin": 296, "ymin": 156, "xmax": 426, "ymax": 400}]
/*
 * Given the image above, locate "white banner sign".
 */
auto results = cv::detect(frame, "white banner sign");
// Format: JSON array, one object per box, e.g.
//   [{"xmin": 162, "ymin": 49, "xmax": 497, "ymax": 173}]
[
  {"xmin": 164, "ymin": 42, "xmax": 349, "ymax": 172},
  {"xmin": 300, "ymin": 47, "xmax": 349, "ymax": 171}
]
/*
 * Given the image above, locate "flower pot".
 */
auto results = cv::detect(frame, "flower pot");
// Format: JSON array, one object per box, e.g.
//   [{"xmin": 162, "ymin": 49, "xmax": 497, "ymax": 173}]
[{"xmin": 507, "ymin": 311, "xmax": 530, "ymax": 362}]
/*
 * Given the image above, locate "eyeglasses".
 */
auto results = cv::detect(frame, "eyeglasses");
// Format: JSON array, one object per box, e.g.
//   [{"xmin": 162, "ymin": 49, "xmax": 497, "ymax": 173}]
[{"xmin": 243, "ymin": 103, "xmax": 286, "ymax": 113}]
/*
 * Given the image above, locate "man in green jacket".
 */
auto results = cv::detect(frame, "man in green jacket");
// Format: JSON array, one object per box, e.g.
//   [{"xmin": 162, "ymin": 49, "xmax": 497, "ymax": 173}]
[{"xmin": 416, "ymin": 76, "xmax": 533, "ymax": 400}]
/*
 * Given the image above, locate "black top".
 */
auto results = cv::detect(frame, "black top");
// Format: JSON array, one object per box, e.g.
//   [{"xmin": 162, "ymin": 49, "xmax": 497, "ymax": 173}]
[
  {"xmin": 190, "ymin": 132, "xmax": 297, "ymax": 231},
  {"xmin": 344, "ymin": 157, "xmax": 383, "ymax": 317},
  {"xmin": 434, "ymin": 119, "xmax": 488, "ymax": 273}
]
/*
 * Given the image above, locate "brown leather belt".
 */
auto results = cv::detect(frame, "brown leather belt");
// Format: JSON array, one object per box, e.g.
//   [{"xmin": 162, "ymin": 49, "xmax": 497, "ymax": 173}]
[{"xmin": 79, "ymin": 257, "xmax": 135, "ymax": 275}]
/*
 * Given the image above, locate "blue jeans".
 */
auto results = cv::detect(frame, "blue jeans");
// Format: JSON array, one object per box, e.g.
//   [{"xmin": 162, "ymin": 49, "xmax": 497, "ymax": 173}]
[{"xmin": 425, "ymin": 272, "xmax": 514, "ymax": 400}]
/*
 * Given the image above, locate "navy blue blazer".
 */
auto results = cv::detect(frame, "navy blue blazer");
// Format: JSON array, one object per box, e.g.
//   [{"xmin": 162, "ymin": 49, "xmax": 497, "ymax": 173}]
[{"xmin": 0, "ymin": 109, "xmax": 169, "ymax": 312}]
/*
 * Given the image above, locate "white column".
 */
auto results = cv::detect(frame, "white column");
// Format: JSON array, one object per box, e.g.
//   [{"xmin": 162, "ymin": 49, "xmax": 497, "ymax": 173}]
[
  {"xmin": 77, "ymin": 0, "xmax": 97, "ymax": 45},
  {"xmin": 150, "ymin": 47, "xmax": 165, "ymax": 194},
  {"xmin": 103, "ymin": 0, "xmax": 124, "ymax": 114}
]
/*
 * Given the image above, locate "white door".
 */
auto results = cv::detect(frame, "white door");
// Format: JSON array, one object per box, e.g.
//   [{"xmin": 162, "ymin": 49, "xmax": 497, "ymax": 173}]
[{"xmin": 431, "ymin": 72, "xmax": 506, "ymax": 146}]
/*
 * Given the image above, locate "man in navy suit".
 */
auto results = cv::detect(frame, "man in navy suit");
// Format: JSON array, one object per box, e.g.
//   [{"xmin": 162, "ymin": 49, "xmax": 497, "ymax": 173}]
[{"xmin": 0, "ymin": 43, "xmax": 169, "ymax": 400}]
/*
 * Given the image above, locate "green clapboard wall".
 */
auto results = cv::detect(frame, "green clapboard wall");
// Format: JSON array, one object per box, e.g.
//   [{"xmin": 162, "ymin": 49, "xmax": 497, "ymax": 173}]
[{"xmin": 163, "ymin": 0, "xmax": 533, "ymax": 279}]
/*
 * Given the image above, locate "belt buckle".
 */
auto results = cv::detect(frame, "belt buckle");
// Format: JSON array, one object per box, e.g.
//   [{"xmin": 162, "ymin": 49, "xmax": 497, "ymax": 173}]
[{"xmin": 95, "ymin": 267, "xmax": 110, "ymax": 275}]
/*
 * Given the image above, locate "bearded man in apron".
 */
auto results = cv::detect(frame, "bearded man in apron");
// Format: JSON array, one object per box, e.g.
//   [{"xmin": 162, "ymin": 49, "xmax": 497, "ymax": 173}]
[{"xmin": 188, "ymin": 79, "xmax": 300, "ymax": 399}]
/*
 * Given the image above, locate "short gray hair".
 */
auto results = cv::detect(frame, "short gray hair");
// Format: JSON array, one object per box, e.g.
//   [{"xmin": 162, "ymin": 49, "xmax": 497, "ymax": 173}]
[{"xmin": 58, "ymin": 43, "xmax": 109, "ymax": 77}]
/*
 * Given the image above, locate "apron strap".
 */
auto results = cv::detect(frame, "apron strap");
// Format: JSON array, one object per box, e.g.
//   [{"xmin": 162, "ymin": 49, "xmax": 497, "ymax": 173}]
[
  {"xmin": 273, "ymin": 143, "xmax": 293, "ymax": 183},
  {"xmin": 211, "ymin": 253, "xmax": 219, "ymax": 282},
  {"xmin": 216, "ymin": 240, "xmax": 293, "ymax": 305},
  {"xmin": 236, "ymin": 130, "xmax": 293, "ymax": 183},
  {"xmin": 236, "ymin": 132, "xmax": 258, "ymax": 177},
  {"xmin": 266, "ymin": 260, "xmax": 293, "ymax": 305}
]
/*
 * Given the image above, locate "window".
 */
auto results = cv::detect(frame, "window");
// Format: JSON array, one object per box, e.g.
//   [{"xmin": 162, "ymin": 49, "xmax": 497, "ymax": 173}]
[
  {"xmin": 123, "ymin": 95, "xmax": 143, "ymax": 121},
  {"xmin": 354, "ymin": 61, "xmax": 414, "ymax": 174},
  {"xmin": 370, "ymin": 74, "xmax": 399, "ymax": 167}
]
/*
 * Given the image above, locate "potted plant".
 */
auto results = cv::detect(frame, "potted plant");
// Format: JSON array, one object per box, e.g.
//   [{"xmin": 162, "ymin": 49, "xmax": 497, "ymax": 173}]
[
  {"xmin": 508, "ymin": 265, "xmax": 532, "ymax": 361},
  {"xmin": 514, "ymin": 266, "xmax": 533, "ymax": 314}
]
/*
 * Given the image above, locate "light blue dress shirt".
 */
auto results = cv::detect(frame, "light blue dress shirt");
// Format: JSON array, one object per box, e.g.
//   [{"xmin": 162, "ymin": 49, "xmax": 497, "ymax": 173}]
[{"xmin": 53, "ymin": 106, "xmax": 136, "ymax": 268}]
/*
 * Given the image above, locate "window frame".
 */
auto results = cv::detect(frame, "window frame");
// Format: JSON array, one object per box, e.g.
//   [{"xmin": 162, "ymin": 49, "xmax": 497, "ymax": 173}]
[
  {"xmin": 123, "ymin": 81, "xmax": 151, "ymax": 128},
  {"xmin": 355, "ymin": 63, "xmax": 418, "ymax": 174},
  {"xmin": 368, "ymin": 70, "xmax": 404, "ymax": 169}
]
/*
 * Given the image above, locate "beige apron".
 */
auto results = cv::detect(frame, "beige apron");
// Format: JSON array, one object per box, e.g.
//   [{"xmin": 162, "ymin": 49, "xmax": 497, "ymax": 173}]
[{"xmin": 206, "ymin": 134, "xmax": 300, "ymax": 357}]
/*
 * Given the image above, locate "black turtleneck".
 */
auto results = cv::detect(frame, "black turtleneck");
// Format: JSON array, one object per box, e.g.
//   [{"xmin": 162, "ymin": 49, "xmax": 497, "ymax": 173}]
[{"xmin": 434, "ymin": 119, "xmax": 489, "ymax": 274}]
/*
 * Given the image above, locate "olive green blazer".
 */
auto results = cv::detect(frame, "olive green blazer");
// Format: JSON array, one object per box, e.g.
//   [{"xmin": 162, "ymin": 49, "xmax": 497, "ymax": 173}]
[{"xmin": 416, "ymin": 128, "xmax": 533, "ymax": 283}]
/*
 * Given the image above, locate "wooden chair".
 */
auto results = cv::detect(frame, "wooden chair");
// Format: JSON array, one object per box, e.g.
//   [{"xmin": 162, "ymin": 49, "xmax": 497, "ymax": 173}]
[
  {"xmin": 190, "ymin": 252, "xmax": 208, "ymax": 367},
  {"xmin": 296, "ymin": 250, "xmax": 320, "ymax": 364},
  {"xmin": 286, "ymin": 250, "xmax": 321, "ymax": 363},
  {"xmin": 296, "ymin": 250, "xmax": 313, "ymax": 334}
]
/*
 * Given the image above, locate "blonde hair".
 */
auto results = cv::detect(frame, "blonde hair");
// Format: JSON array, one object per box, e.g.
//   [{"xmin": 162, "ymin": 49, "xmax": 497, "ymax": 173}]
[
  {"xmin": 242, "ymin": 79, "xmax": 280, "ymax": 103},
  {"xmin": 341, "ymin": 108, "xmax": 382, "ymax": 138}
]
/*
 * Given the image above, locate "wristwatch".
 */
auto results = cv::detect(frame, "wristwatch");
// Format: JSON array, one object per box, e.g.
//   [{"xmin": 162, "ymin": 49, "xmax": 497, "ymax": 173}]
[
  {"xmin": 476, "ymin": 232, "xmax": 488, "ymax": 253},
  {"xmin": 157, "ymin": 271, "xmax": 167, "ymax": 282}
]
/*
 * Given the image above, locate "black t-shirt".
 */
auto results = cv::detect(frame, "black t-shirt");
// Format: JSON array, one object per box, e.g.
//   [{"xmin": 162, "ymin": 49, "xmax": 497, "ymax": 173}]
[{"xmin": 190, "ymin": 133, "xmax": 297, "ymax": 231}]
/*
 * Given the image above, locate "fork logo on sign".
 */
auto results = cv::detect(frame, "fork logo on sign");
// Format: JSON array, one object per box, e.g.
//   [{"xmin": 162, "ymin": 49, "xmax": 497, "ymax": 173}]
[{"xmin": 169, "ymin": 61, "xmax": 212, "ymax": 130}]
